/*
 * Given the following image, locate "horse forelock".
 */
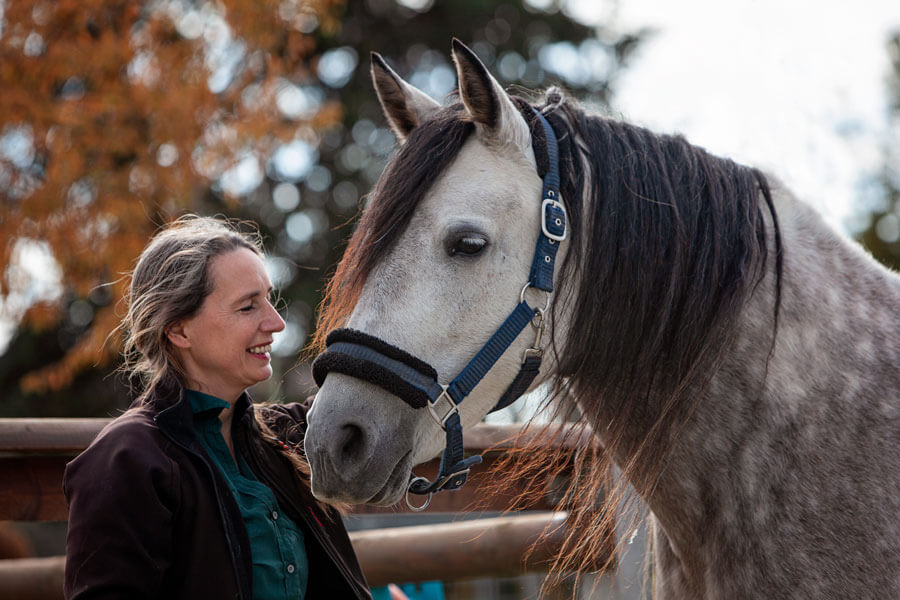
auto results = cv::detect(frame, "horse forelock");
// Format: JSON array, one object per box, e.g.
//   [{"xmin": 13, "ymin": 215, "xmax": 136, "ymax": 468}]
[{"xmin": 311, "ymin": 106, "xmax": 476, "ymax": 354}]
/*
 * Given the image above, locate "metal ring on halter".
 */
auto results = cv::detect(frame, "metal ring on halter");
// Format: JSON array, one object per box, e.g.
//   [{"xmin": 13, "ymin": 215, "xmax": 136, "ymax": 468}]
[
  {"xmin": 405, "ymin": 477, "xmax": 433, "ymax": 511},
  {"xmin": 519, "ymin": 282, "xmax": 551, "ymax": 314}
]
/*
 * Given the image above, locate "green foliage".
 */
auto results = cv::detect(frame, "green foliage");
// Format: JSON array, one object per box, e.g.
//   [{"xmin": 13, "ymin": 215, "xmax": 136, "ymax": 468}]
[{"xmin": 856, "ymin": 32, "xmax": 900, "ymax": 271}]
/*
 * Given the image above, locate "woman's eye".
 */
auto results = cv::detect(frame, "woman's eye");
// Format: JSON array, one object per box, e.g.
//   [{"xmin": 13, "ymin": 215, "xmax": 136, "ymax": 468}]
[
  {"xmin": 448, "ymin": 236, "xmax": 487, "ymax": 257},
  {"xmin": 239, "ymin": 304, "xmax": 254, "ymax": 313}
]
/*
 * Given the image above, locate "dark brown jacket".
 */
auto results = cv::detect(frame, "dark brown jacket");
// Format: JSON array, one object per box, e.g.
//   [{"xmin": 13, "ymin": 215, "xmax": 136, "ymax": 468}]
[{"xmin": 63, "ymin": 383, "xmax": 371, "ymax": 600}]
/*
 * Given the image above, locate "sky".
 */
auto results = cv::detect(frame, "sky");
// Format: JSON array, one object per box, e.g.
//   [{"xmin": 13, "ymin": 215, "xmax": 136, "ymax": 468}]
[{"xmin": 566, "ymin": 0, "xmax": 900, "ymax": 233}]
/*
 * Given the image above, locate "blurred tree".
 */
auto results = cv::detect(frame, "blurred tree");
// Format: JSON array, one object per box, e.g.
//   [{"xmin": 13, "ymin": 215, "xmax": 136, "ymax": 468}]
[
  {"xmin": 0, "ymin": 0, "xmax": 344, "ymax": 412},
  {"xmin": 858, "ymin": 31, "xmax": 900, "ymax": 269},
  {"xmin": 0, "ymin": 0, "xmax": 644, "ymax": 416},
  {"xmin": 230, "ymin": 0, "xmax": 646, "ymax": 403}
]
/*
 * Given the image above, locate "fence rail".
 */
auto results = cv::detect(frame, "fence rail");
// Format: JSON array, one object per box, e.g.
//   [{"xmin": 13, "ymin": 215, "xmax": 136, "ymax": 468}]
[
  {"xmin": 0, "ymin": 512, "xmax": 580, "ymax": 598},
  {"xmin": 0, "ymin": 418, "xmax": 598, "ymax": 519},
  {"xmin": 0, "ymin": 417, "xmax": 608, "ymax": 594}
]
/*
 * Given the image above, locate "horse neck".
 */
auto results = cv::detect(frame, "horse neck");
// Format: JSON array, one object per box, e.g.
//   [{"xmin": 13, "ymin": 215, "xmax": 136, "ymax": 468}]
[{"xmin": 634, "ymin": 182, "xmax": 900, "ymax": 588}]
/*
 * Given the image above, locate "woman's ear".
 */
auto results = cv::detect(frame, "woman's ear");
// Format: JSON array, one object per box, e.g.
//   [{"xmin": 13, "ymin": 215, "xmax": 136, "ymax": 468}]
[{"xmin": 165, "ymin": 323, "xmax": 191, "ymax": 349}]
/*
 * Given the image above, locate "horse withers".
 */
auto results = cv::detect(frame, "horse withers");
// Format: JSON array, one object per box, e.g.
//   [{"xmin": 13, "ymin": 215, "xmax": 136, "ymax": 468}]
[{"xmin": 305, "ymin": 39, "xmax": 900, "ymax": 598}]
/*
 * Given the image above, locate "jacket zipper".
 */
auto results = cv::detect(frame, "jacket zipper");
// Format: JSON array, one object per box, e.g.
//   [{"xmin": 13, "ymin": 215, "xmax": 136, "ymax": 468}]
[{"xmin": 157, "ymin": 426, "xmax": 251, "ymax": 600}]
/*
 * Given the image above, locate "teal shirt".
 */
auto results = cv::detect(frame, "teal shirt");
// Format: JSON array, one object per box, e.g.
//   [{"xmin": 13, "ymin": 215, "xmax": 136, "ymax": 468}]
[{"xmin": 187, "ymin": 390, "xmax": 309, "ymax": 600}]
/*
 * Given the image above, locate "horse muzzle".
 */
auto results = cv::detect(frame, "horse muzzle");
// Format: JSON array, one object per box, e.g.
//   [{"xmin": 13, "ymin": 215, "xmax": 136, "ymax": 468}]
[{"xmin": 304, "ymin": 373, "xmax": 421, "ymax": 505}]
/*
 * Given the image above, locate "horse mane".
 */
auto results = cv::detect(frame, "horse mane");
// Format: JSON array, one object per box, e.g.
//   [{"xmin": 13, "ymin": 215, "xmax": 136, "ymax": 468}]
[
  {"xmin": 486, "ymin": 95, "xmax": 782, "ymax": 586},
  {"xmin": 312, "ymin": 89, "xmax": 783, "ymax": 585},
  {"xmin": 546, "ymin": 97, "xmax": 779, "ymax": 455}
]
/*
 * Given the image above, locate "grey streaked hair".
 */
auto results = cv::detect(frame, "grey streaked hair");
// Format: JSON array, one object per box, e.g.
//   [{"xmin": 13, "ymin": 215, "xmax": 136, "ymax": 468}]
[{"xmin": 121, "ymin": 214, "xmax": 263, "ymax": 398}]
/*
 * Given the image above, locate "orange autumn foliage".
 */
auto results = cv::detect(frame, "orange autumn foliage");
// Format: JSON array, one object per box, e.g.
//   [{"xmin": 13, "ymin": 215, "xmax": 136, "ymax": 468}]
[{"xmin": 0, "ymin": 0, "xmax": 344, "ymax": 393}]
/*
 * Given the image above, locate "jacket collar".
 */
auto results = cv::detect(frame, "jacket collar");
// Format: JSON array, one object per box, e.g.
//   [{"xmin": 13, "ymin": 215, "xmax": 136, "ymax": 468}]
[{"xmin": 152, "ymin": 380, "xmax": 253, "ymax": 447}]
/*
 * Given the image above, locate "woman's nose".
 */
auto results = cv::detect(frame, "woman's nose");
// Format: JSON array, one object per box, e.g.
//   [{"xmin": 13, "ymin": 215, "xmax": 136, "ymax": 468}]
[{"xmin": 263, "ymin": 302, "xmax": 286, "ymax": 332}]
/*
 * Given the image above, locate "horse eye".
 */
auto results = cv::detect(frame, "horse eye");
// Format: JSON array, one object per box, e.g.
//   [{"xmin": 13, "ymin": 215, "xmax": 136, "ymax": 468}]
[{"xmin": 448, "ymin": 236, "xmax": 487, "ymax": 257}]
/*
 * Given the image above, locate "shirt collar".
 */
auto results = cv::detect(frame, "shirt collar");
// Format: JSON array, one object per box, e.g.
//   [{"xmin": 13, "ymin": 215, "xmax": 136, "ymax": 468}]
[{"xmin": 186, "ymin": 389, "xmax": 230, "ymax": 416}]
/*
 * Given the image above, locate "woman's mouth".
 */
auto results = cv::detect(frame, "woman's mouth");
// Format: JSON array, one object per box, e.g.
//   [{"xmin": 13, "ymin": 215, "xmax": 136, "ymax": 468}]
[{"xmin": 247, "ymin": 344, "xmax": 272, "ymax": 358}]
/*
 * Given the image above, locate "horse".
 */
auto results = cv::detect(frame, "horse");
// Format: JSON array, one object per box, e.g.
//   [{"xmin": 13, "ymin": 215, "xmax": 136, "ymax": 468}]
[{"xmin": 304, "ymin": 39, "xmax": 900, "ymax": 598}]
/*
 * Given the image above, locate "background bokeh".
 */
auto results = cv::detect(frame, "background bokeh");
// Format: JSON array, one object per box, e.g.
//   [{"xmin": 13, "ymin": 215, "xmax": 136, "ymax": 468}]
[{"xmin": 1, "ymin": 0, "xmax": 899, "ymax": 418}]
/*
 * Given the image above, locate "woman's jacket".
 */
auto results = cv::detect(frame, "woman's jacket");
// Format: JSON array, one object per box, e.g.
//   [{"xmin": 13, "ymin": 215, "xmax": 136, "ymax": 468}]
[{"xmin": 63, "ymin": 382, "xmax": 372, "ymax": 600}]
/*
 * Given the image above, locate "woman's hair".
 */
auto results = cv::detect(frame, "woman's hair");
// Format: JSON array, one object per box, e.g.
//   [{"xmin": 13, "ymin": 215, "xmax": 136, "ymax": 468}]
[
  {"xmin": 121, "ymin": 214, "xmax": 263, "ymax": 398},
  {"xmin": 121, "ymin": 215, "xmax": 331, "ymax": 504}
]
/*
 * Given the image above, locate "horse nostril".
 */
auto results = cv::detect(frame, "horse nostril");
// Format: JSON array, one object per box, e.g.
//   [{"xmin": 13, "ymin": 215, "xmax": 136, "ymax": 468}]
[{"xmin": 339, "ymin": 423, "xmax": 365, "ymax": 463}]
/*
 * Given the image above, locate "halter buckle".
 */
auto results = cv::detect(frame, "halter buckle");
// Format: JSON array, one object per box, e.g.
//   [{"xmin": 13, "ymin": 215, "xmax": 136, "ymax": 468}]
[
  {"xmin": 433, "ymin": 465, "xmax": 472, "ymax": 491},
  {"xmin": 541, "ymin": 196, "xmax": 568, "ymax": 242},
  {"xmin": 428, "ymin": 387, "xmax": 459, "ymax": 430}
]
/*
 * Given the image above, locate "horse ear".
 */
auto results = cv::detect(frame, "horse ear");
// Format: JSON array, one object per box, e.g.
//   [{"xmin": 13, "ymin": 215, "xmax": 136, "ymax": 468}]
[
  {"xmin": 451, "ymin": 38, "xmax": 530, "ymax": 151},
  {"xmin": 371, "ymin": 52, "xmax": 442, "ymax": 143}
]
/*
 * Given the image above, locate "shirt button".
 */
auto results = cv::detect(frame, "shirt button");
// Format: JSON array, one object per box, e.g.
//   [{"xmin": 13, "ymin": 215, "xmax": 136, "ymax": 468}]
[
  {"xmin": 272, "ymin": 511, "xmax": 278, "ymax": 520},
  {"xmin": 286, "ymin": 564, "xmax": 295, "ymax": 574}
]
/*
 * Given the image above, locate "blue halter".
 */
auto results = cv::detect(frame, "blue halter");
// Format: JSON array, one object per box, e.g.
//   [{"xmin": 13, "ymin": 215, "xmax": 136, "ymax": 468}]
[{"xmin": 313, "ymin": 109, "xmax": 567, "ymax": 510}]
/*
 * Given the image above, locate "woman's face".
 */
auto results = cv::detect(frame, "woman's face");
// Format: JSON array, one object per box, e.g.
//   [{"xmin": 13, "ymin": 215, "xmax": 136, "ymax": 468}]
[{"xmin": 169, "ymin": 247, "xmax": 285, "ymax": 402}]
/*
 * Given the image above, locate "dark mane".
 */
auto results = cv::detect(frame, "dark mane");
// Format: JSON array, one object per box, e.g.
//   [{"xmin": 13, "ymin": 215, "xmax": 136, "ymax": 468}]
[
  {"xmin": 494, "ymin": 96, "xmax": 782, "ymax": 581},
  {"xmin": 545, "ymin": 100, "xmax": 780, "ymax": 455}
]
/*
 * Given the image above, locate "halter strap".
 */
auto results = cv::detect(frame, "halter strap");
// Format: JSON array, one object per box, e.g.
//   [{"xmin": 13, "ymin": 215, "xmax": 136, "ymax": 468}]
[
  {"xmin": 312, "ymin": 108, "xmax": 566, "ymax": 509},
  {"xmin": 529, "ymin": 110, "xmax": 567, "ymax": 292}
]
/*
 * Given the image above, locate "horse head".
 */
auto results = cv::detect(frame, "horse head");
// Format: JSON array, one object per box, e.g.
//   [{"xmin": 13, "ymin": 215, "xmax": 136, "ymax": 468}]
[{"xmin": 304, "ymin": 40, "xmax": 569, "ymax": 506}]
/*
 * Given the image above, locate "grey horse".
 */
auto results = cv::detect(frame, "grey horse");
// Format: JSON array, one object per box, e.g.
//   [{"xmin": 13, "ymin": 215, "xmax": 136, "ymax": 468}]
[{"xmin": 305, "ymin": 39, "xmax": 900, "ymax": 598}]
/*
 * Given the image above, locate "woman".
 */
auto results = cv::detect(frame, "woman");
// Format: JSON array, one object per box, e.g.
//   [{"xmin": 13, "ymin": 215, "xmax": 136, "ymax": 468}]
[{"xmin": 64, "ymin": 215, "xmax": 371, "ymax": 599}]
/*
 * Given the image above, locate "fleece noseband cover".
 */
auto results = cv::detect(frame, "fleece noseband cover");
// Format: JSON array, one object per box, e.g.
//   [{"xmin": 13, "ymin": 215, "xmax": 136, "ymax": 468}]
[{"xmin": 312, "ymin": 328, "xmax": 440, "ymax": 410}]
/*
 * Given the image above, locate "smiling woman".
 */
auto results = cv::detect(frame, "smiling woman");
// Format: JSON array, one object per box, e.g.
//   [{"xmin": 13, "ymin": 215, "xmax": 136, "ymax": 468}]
[
  {"xmin": 165, "ymin": 245, "xmax": 285, "ymax": 403},
  {"xmin": 62, "ymin": 215, "xmax": 371, "ymax": 600}
]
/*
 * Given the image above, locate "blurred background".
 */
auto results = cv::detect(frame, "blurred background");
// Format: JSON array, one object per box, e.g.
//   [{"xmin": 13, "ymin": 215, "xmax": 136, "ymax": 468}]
[
  {"xmin": 1, "ymin": 0, "xmax": 899, "ymax": 417},
  {"xmin": 1, "ymin": 1, "xmax": 899, "ymax": 597}
]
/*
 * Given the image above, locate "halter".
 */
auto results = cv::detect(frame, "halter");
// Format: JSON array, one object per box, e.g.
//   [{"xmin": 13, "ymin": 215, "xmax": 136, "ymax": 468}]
[{"xmin": 313, "ymin": 109, "xmax": 567, "ymax": 511}]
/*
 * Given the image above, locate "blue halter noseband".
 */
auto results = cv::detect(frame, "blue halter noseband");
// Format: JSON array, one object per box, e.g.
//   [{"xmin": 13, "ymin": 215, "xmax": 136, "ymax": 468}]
[{"xmin": 312, "ymin": 109, "xmax": 567, "ymax": 510}]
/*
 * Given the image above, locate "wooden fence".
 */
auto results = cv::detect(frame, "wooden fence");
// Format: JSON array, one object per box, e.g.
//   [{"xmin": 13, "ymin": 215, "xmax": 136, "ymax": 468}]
[{"xmin": 0, "ymin": 418, "xmax": 607, "ymax": 598}]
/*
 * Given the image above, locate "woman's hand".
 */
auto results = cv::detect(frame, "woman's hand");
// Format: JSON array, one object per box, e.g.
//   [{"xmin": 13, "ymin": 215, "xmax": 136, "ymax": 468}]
[{"xmin": 387, "ymin": 583, "xmax": 410, "ymax": 600}]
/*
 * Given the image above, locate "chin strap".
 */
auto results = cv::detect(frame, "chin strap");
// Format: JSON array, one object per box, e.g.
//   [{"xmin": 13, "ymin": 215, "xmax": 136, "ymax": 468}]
[{"xmin": 312, "ymin": 109, "xmax": 566, "ymax": 511}]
